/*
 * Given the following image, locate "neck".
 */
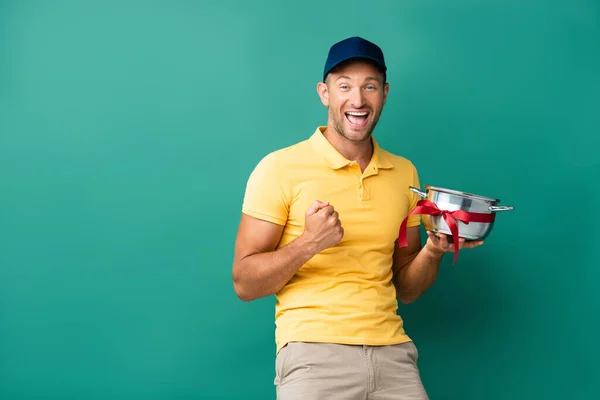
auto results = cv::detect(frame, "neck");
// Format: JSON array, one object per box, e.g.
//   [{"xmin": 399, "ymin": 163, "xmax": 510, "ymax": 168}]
[{"xmin": 322, "ymin": 126, "xmax": 373, "ymax": 170}]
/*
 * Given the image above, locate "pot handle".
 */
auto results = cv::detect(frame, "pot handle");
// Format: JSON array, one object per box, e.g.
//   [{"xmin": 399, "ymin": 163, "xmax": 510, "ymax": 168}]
[
  {"xmin": 489, "ymin": 206, "xmax": 514, "ymax": 212},
  {"xmin": 409, "ymin": 186, "xmax": 428, "ymax": 198}
]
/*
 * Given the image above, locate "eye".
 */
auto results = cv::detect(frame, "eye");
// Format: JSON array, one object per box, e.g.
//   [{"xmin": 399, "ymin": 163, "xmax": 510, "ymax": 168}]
[
  {"xmin": 365, "ymin": 85, "xmax": 377, "ymax": 90},
  {"xmin": 339, "ymin": 84, "xmax": 349, "ymax": 90}
]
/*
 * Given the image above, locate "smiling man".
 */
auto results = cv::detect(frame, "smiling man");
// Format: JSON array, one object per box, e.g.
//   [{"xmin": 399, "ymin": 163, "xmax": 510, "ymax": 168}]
[{"xmin": 232, "ymin": 36, "xmax": 483, "ymax": 399}]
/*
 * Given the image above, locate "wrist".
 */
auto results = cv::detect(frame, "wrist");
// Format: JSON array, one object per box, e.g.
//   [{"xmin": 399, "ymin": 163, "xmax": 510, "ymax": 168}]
[{"xmin": 296, "ymin": 233, "xmax": 320, "ymax": 259}]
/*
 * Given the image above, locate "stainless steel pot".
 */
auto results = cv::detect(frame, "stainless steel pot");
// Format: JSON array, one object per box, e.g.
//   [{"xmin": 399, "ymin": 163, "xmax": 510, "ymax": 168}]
[{"xmin": 409, "ymin": 185, "xmax": 513, "ymax": 241}]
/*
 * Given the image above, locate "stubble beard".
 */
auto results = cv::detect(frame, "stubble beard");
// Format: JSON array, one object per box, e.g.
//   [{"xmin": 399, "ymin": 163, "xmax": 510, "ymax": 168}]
[{"xmin": 329, "ymin": 107, "xmax": 382, "ymax": 143}]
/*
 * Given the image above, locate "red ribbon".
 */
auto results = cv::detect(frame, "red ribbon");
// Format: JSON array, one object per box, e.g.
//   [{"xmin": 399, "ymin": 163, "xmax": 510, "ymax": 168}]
[{"xmin": 398, "ymin": 200, "xmax": 496, "ymax": 264}]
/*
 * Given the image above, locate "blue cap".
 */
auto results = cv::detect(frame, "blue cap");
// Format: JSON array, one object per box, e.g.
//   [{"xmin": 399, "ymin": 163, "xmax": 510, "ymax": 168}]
[{"xmin": 323, "ymin": 36, "xmax": 387, "ymax": 81}]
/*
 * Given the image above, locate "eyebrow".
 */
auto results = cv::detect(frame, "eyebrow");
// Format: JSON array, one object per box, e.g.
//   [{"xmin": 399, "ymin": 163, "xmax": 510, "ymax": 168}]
[{"xmin": 335, "ymin": 75, "xmax": 380, "ymax": 83}]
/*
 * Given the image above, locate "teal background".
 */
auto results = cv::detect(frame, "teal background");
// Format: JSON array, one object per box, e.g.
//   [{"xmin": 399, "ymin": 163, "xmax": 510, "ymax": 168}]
[{"xmin": 1, "ymin": 1, "xmax": 598, "ymax": 399}]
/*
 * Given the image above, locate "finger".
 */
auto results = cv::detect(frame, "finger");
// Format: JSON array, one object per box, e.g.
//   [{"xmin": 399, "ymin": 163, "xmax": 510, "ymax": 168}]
[
  {"xmin": 426, "ymin": 231, "xmax": 441, "ymax": 247},
  {"xmin": 333, "ymin": 216, "xmax": 341, "ymax": 227},
  {"xmin": 426, "ymin": 231, "xmax": 442, "ymax": 247},
  {"xmin": 463, "ymin": 240, "xmax": 484, "ymax": 249},
  {"xmin": 305, "ymin": 201, "xmax": 319, "ymax": 216},
  {"xmin": 317, "ymin": 200, "xmax": 329, "ymax": 209},
  {"xmin": 438, "ymin": 233, "xmax": 449, "ymax": 249},
  {"xmin": 318, "ymin": 205, "xmax": 335, "ymax": 216},
  {"xmin": 306, "ymin": 200, "xmax": 328, "ymax": 216},
  {"xmin": 330, "ymin": 211, "xmax": 339, "ymax": 223}
]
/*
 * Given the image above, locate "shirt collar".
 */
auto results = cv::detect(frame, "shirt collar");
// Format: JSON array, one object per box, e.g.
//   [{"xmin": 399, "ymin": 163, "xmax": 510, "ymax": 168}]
[{"xmin": 309, "ymin": 126, "xmax": 394, "ymax": 170}]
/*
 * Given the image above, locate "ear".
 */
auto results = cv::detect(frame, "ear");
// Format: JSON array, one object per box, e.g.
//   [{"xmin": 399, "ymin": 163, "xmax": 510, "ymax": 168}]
[
  {"xmin": 317, "ymin": 81, "xmax": 329, "ymax": 107},
  {"xmin": 383, "ymin": 82, "xmax": 389, "ymax": 105}
]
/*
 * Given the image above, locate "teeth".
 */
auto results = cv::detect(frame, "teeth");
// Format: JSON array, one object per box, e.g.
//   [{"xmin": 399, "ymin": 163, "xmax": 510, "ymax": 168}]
[{"xmin": 346, "ymin": 111, "xmax": 368, "ymax": 116}]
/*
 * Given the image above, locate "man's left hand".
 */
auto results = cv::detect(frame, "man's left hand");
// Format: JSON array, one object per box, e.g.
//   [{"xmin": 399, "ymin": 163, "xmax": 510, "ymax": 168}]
[{"xmin": 424, "ymin": 231, "xmax": 483, "ymax": 256}]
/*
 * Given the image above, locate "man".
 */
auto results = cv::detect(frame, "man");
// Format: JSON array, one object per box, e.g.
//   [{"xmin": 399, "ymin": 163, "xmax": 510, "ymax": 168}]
[{"xmin": 232, "ymin": 36, "xmax": 483, "ymax": 399}]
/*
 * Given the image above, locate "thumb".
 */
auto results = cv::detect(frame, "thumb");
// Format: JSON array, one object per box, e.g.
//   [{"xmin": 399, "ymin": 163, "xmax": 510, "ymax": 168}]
[{"xmin": 306, "ymin": 200, "xmax": 328, "ymax": 216}]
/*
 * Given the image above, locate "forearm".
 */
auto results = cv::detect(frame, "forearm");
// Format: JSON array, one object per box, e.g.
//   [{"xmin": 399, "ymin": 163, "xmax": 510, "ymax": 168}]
[
  {"xmin": 233, "ymin": 235, "xmax": 317, "ymax": 302},
  {"xmin": 394, "ymin": 244, "xmax": 444, "ymax": 304}
]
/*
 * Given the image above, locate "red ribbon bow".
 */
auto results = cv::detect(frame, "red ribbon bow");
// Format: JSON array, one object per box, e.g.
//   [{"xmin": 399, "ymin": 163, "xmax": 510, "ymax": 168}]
[{"xmin": 398, "ymin": 199, "xmax": 495, "ymax": 264}]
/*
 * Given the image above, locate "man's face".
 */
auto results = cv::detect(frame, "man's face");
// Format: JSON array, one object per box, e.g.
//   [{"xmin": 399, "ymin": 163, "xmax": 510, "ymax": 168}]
[{"xmin": 317, "ymin": 60, "xmax": 389, "ymax": 143}]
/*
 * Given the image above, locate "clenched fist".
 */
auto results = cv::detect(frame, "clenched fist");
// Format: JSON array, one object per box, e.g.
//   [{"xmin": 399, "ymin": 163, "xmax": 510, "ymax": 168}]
[{"xmin": 300, "ymin": 200, "xmax": 344, "ymax": 254}]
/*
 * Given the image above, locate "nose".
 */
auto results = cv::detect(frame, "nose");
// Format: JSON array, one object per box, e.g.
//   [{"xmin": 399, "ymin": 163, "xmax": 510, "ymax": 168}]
[{"xmin": 349, "ymin": 87, "xmax": 365, "ymax": 108}]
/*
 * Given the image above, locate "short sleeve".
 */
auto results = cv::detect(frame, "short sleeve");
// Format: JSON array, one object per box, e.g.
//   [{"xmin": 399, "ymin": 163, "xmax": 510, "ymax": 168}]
[
  {"xmin": 406, "ymin": 163, "xmax": 422, "ymax": 227},
  {"xmin": 241, "ymin": 153, "xmax": 290, "ymax": 226}
]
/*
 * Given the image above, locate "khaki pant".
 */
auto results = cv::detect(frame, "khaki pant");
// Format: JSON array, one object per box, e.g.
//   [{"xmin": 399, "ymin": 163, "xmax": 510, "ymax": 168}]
[{"xmin": 274, "ymin": 341, "xmax": 429, "ymax": 400}]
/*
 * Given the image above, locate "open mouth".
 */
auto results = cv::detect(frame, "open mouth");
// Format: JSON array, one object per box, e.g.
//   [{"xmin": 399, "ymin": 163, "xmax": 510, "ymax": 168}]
[{"xmin": 345, "ymin": 111, "xmax": 369, "ymax": 128}]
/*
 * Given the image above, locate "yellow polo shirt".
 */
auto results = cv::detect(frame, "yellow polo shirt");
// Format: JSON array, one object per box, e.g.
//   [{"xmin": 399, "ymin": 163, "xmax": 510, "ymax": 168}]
[{"xmin": 242, "ymin": 126, "xmax": 422, "ymax": 352}]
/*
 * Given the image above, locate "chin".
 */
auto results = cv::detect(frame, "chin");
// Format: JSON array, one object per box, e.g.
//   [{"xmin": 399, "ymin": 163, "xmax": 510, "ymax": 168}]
[{"xmin": 344, "ymin": 126, "xmax": 372, "ymax": 141}]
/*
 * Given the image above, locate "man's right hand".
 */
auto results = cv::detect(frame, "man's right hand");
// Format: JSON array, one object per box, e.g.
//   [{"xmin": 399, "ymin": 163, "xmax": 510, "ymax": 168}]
[
  {"xmin": 232, "ymin": 200, "xmax": 343, "ymax": 301},
  {"xmin": 300, "ymin": 200, "xmax": 344, "ymax": 254}
]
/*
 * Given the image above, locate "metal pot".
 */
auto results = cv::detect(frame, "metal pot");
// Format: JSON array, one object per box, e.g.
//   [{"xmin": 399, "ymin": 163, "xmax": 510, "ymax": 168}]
[{"xmin": 409, "ymin": 185, "xmax": 513, "ymax": 241}]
